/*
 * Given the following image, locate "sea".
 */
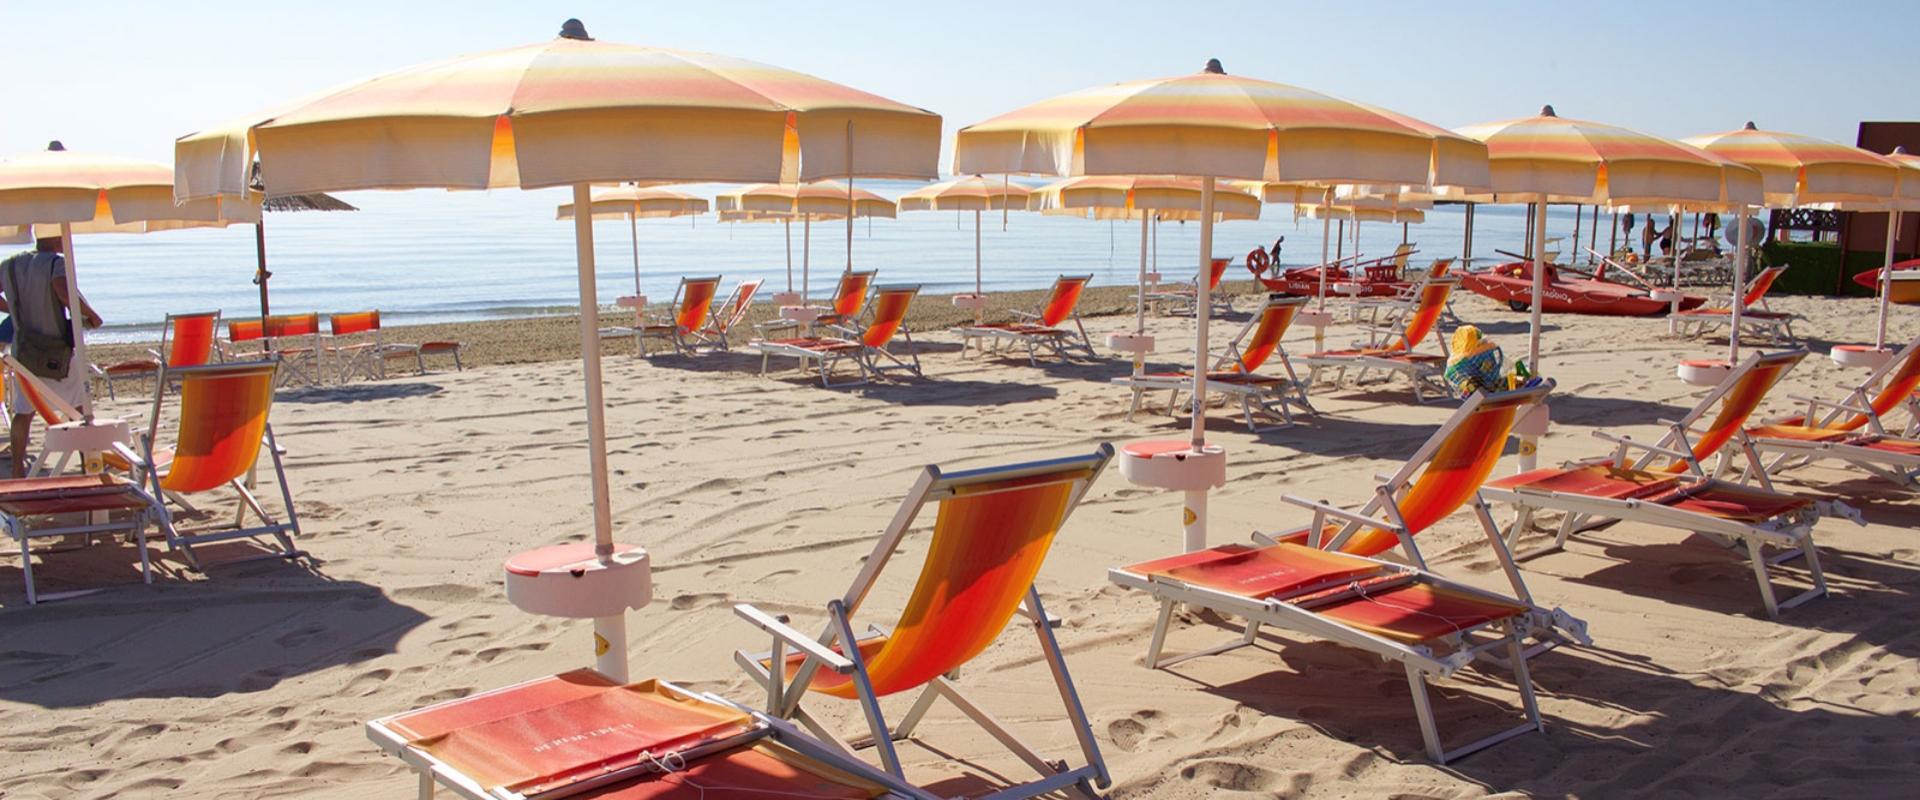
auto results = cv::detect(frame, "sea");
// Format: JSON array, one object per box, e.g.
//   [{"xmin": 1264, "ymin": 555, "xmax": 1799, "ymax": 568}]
[{"xmin": 45, "ymin": 180, "xmax": 1679, "ymax": 343}]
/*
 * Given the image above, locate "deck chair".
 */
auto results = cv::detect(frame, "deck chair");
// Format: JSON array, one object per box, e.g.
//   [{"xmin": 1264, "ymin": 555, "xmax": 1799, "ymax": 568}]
[
  {"xmin": 367, "ymin": 671, "xmax": 935, "ymax": 800},
  {"xmin": 136, "ymin": 360, "xmax": 304, "ymax": 572},
  {"xmin": 638, "ymin": 275, "xmax": 722, "ymax": 357},
  {"xmin": 1672, "ymin": 265, "xmax": 1799, "ymax": 344},
  {"xmin": 263, "ymin": 312, "xmax": 325, "ymax": 386},
  {"xmin": 952, "ymin": 274, "xmax": 1096, "ymax": 365},
  {"xmin": 0, "ymin": 474, "xmax": 167, "ymax": 604},
  {"xmin": 733, "ymin": 445, "xmax": 1115, "ymax": 798},
  {"xmin": 692, "ymin": 278, "xmax": 763, "ymax": 352},
  {"xmin": 1115, "ymin": 295, "xmax": 1316, "ymax": 431},
  {"xmin": 325, "ymin": 311, "xmax": 422, "ymax": 381},
  {"xmin": 1143, "ymin": 258, "xmax": 1232, "ymax": 316},
  {"xmin": 1301, "ymin": 277, "xmax": 1457, "ymax": 403},
  {"xmin": 1110, "ymin": 384, "xmax": 1591, "ymax": 763},
  {"xmin": 97, "ymin": 311, "xmax": 221, "ymax": 400},
  {"xmin": 1351, "ymin": 258, "xmax": 1459, "ymax": 327},
  {"xmin": 1481, "ymin": 350, "xmax": 1859, "ymax": 618},
  {"xmin": 1743, "ymin": 333, "xmax": 1920, "ymax": 486},
  {"xmin": 222, "ymin": 317, "xmax": 267, "ymax": 361},
  {"xmin": 758, "ymin": 270, "xmax": 877, "ymax": 339},
  {"xmin": 749, "ymin": 285, "xmax": 920, "ymax": 387}
]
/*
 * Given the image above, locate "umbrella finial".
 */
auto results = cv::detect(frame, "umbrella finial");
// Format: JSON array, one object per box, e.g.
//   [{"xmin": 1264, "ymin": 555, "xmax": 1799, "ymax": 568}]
[
  {"xmin": 1743, "ymin": 121, "xmax": 1758, "ymax": 131},
  {"xmin": 1539, "ymin": 105, "xmax": 1556, "ymax": 118},
  {"xmin": 46, "ymin": 140, "xmax": 65, "ymax": 152},
  {"xmin": 559, "ymin": 19, "xmax": 592, "ymax": 40},
  {"xmin": 1203, "ymin": 58, "xmax": 1225, "ymax": 75}
]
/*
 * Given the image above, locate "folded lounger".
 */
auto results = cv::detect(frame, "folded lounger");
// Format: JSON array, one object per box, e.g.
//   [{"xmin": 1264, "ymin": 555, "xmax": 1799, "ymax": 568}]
[
  {"xmin": 952, "ymin": 273, "xmax": 1096, "ymax": 365},
  {"xmin": 1300, "ymin": 276, "xmax": 1458, "ymax": 403},
  {"xmin": 1115, "ymin": 294, "xmax": 1315, "ymax": 431},
  {"xmin": 1140, "ymin": 257, "xmax": 1231, "ymax": 316},
  {"xmin": 638, "ymin": 275, "xmax": 722, "ymax": 357},
  {"xmin": 1670, "ymin": 265, "xmax": 1799, "ymax": 344},
  {"xmin": 1110, "ymin": 384, "xmax": 1591, "ymax": 763},
  {"xmin": 1744, "ymin": 332, "xmax": 1920, "ymax": 486},
  {"xmin": 733, "ymin": 446, "xmax": 1116, "ymax": 798},
  {"xmin": 1481, "ymin": 349, "xmax": 1859, "ymax": 618},
  {"xmin": 749, "ymin": 285, "xmax": 920, "ymax": 387},
  {"xmin": 96, "ymin": 310, "xmax": 221, "ymax": 400},
  {"xmin": 757, "ymin": 270, "xmax": 876, "ymax": 340},
  {"xmin": 367, "ymin": 670, "xmax": 935, "ymax": 800}
]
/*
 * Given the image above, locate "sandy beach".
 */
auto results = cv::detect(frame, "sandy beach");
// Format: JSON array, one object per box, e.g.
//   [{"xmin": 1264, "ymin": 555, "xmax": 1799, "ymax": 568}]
[{"xmin": 5, "ymin": 287, "xmax": 1918, "ymax": 799}]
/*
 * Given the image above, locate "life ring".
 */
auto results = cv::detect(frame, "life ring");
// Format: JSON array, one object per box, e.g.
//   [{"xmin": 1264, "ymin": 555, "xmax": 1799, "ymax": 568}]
[{"xmin": 1245, "ymin": 247, "xmax": 1273, "ymax": 277}]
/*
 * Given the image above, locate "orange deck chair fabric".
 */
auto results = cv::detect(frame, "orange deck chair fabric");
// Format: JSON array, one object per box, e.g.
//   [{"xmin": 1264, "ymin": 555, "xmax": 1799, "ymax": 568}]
[{"xmin": 159, "ymin": 362, "xmax": 277, "ymax": 494}]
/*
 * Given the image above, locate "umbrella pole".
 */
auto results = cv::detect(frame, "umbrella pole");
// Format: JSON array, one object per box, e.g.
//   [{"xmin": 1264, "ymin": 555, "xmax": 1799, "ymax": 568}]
[
  {"xmin": 569, "ymin": 183, "xmax": 624, "ymax": 683},
  {"xmin": 1529, "ymin": 201, "xmax": 1547, "ymax": 371},
  {"xmin": 1137, "ymin": 215, "xmax": 1150, "ymax": 337},
  {"xmin": 845, "ymin": 122, "xmax": 855, "ymax": 273},
  {"xmin": 57, "ymin": 223, "xmax": 91, "ymax": 422},
  {"xmin": 1879, "ymin": 210, "xmax": 1899, "ymax": 350},
  {"xmin": 1186, "ymin": 176, "xmax": 1217, "ymax": 554},
  {"xmin": 1573, "ymin": 205, "xmax": 1582, "ymax": 264},
  {"xmin": 1464, "ymin": 202, "xmax": 1475, "ymax": 264},
  {"xmin": 254, "ymin": 221, "xmax": 273, "ymax": 353},
  {"xmin": 1335, "ymin": 218, "xmax": 1345, "ymax": 263},
  {"xmin": 1730, "ymin": 206, "xmax": 1752, "ymax": 364},
  {"xmin": 1318, "ymin": 187, "xmax": 1333, "ymax": 316},
  {"xmin": 1401, "ymin": 221, "xmax": 1408, "ymax": 247},
  {"xmin": 1609, "ymin": 210, "xmax": 1618, "ymax": 260},
  {"xmin": 1669, "ymin": 206, "xmax": 1683, "ymax": 321},
  {"xmin": 784, "ymin": 219, "xmax": 793, "ymax": 292},
  {"xmin": 803, "ymin": 214, "xmax": 812, "ymax": 306},
  {"xmin": 1589, "ymin": 205, "xmax": 1601, "ymax": 266},
  {"xmin": 973, "ymin": 208, "xmax": 984, "ymax": 324},
  {"xmin": 630, "ymin": 213, "xmax": 641, "ymax": 299}
]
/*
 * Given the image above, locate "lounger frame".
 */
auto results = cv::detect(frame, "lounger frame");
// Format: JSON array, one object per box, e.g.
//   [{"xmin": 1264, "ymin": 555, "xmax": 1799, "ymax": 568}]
[
  {"xmin": 1302, "ymin": 277, "xmax": 1458, "ymax": 403},
  {"xmin": 1118, "ymin": 295, "xmax": 1316, "ymax": 432},
  {"xmin": 953, "ymin": 274, "xmax": 1098, "ymax": 366}
]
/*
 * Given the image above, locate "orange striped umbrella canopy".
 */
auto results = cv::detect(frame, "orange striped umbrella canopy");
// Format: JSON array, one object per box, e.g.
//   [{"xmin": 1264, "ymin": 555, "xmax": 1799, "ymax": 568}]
[
  {"xmin": 1028, "ymin": 176, "xmax": 1262, "ymax": 220},
  {"xmin": 0, "ymin": 144, "xmax": 258, "ymax": 234},
  {"xmin": 1301, "ymin": 202, "xmax": 1427, "ymax": 225},
  {"xmin": 714, "ymin": 181, "xmax": 896, "ymax": 218},
  {"xmin": 1454, "ymin": 107, "xmax": 1762, "ymax": 207},
  {"xmin": 556, "ymin": 186, "xmax": 708, "ymax": 221},
  {"xmin": 1683, "ymin": 123, "xmax": 1909, "ymax": 209},
  {"xmin": 175, "ymin": 22, "xmax": 941, "ymax": 202},
  {"xmin": 955, "ymin": 60, "xmax": 1489, "ymax": 189},
  {"xmin": 897, "ymin": 175, "xmax": 1031, "ymax": 212}
]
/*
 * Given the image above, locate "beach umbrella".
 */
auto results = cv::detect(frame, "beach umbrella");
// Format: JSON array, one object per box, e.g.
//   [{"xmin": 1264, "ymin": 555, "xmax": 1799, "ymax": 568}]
[
  {"xmin": 1454, "ymin": 106, "xmax": 1763, "ymax": 373},
  {"xmin": 0, "ymin": 142, "xmax": 260, "ymax": 420},
  {"xmin": 897, "ymin": 175, "xmax": 1031, "ymax": 323},
  {"xmin": 1301, "ymin": 202, "xmax": 1427, "ymax": 224},
  {"xmin": 957, "ymin": 58, "xmax": 1488, "ymax": 552},
  {"xmin": 177, "ymin": 19, "xmax": 939, "ymax": 681},
  {"xmin": 556, "ymin": 186, "xmax": 708, "ymax": 325},
  {"xmin": 715, "ymin": 181, "xmax": 895, "ymax": 306},
  {"xmin": 1685, "ymin": 124, "xmax": 1920, "ymax": 355}
]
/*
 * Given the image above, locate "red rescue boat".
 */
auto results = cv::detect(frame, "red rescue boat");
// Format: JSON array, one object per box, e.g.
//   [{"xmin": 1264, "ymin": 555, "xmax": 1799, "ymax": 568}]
[
  {"xmin": 1461, "ymin": 260, "xmax": 1707, "ymax": 316},
  {"xmin": 1851, "ymin": 258, "xmax": 1920, "ymax": 304},
  {"xmin": 1245, "ymin": 247, "xmax": 1416, "ymax": 298}
]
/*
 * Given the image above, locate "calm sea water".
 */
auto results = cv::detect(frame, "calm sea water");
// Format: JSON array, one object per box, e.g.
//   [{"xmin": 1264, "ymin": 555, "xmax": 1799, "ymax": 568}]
[{"xmin": 48, "ymin": 181, "xmax": 1666, "ymax": 343}]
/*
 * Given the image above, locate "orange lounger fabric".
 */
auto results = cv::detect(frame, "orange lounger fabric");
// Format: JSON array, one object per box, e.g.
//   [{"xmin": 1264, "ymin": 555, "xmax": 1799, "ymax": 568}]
[
  {"xmin": 1127, "ymin": 543, "xmax": 1383, "ymax": 599},
  {"xmin": 1314, "ymin": 583, "xmax": 1526, "ymax": 644},
  {"xmin": 577, "ymin": 744, "xmax": 883, "ymax": 799}
]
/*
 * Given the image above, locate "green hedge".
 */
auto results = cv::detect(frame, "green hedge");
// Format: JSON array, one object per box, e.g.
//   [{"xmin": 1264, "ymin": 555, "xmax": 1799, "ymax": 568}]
[{"xmin": 1758, "ymin": 241, "xmax": 1881, "ymax": 296}]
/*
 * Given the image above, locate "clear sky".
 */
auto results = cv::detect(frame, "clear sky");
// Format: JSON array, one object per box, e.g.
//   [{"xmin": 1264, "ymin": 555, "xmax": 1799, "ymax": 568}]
[{"xmin": 7, "ymin": 0, "xmax": 1919, "ymax": 166}]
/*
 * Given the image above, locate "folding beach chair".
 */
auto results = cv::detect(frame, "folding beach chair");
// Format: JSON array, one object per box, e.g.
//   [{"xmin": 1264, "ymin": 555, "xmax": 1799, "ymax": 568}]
[
  {"xmin": 326, "ymin": 311, "xmax": 416, "ymax": 381},
  {"xmin": 1743, "ymin": 333, "xmax": 1920, "ymax": 486},
  {"xmin": 1109, "ymin": 384, "xmax": 1591, "ymax": 763},
  {"xmin": 0, "ymin": 473, "xmax": 167, "ymax": 604},
  {"xmin": 758, "ymin": 270, "xmax": 877, "ymax": 339},
  {"xmin": 367, "ymin": 671, "xmax": 935, "ymax": 800},
  {"xmin": 1301, "ymin": 276, "xmax": 1458, "ymax": 403},
  {"xmin": 1480, "ymin": 350, "xmax": 1860, "ymax": 618},
  {"xmin": 1671, "ymin": 265, "xmax": 1799, "ymax": 344},
  {"xmin": 221, "ymin": 317, "xmax": 268, "ymax": 361},
  {"xmin": 135, "ymin": 360, "xmax": 304, "ymax": 571},
  {"xmin": 263, "ymin": 312, "xmax": 325, "ymax": 386},
  {"xmin": 638, "ymin": 275, "xmax": 722, "ymax": 357},
  {"xmin": 749, "ymin": 285, "xmax": 920, "ymax": 387},
  {"xmin": 691, "ymin": 278, "xmax": 763, "ymax": 352},
  {"xmin": 733, "ymin": 445, "xmax": 1115, "ymax": 797},
  {"xmin": 1115, "ymin": 295, "xmax": 1315, "ymax": 431},
  {"xmin": 1143, "ymin": 257, "xmax": 1232, "ymax": 316},
  {"xmin": 97, "ymin": 310, "xmax": 221, "ymax": 400},
  {"xmin": 1350, "ymin": 258, "xmax": 1459, "ymax": 327},
  {"xmin": 952, "ymin": 274, "xmax": 1097, "ymax": 365}
]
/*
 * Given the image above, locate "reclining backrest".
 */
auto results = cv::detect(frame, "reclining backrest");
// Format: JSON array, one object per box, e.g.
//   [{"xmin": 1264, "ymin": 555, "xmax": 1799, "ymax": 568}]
[
  {"xmin": 1388, "ymin": 278, "xmax": 1456, "ymax": 352},
  {"xmin": 1741, "ymin": 266, "xmax": 1787, "ymax": 308},
  {"xmin": 156, "ymin": 361, "xmax": 280, "ymax": 493},
  {"xmin": 265, "ymin": 312, "xmax": 320, "ymax": 339},
  {"xmin": 1428, "ymin": 258, "xmax": 1455, "ymax": 279},
  {"xmin": 328, "ymin": 310, "xmax": 380, "ymax": 337},
  {"xmin": 715, "ymin": 279, "xmax": 763, "ymax": 332},
  {"xmin": 227, "ymin": 318, "xmax": 264, "ymax": 344},
  {"xmin": 1654, "ymin": 350, "xmax": 1804, "ymax": 472},
  {"xmin": 832, "ymin": 271, "xmax": 876, "ymax": 318},
  {"xmin": 1039, "ymin": 275, "xmax": 1091, "ymax": 327},
  {"xmin": 1233, "ymin": 298, "xmax": 1302, "ymax": 373},
  {"xmin": 860, "ymin": 286, "xmax": 918, "ymax": 348},
  {"xmin": 1390, "ymin": 242, "xmax": 1415, "ymax": 270},
  {"xmin": 166, "ymin": 312, "xmax": 221, "ymax": 368},
  {"xmin": 1848, "ymin": 336, "xmax": 1920, "ymax": 431},
  {"xmin": 674, "ymin": 277, "xmax": 722, "ymax": 334},
  {"xmin": 1204, "ymin": 257, "xmax": 1228, "ymax": 290}
]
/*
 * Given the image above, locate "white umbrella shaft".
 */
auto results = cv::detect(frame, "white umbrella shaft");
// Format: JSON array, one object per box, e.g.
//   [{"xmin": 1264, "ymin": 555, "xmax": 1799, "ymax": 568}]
[
  {"xmin": 1879, "ymin": 211, "xmax": 1899, "ymax": 350},
  {"xmin": 1191, "ymin": 177, "xmax": 1215, "ymax": 450},
  {"xmin": 1318, "ymin": 188, "xmax": 1333, "ymax": 311},
  {"xmin": 974, "ymin": 209, "xmax": 983, "ymax": 324},
  {"xmin": 58, "ymin": 223, "xmax": 90, "ymax": 423},
  {"xmin": 1529, "ymin": 202, "xmax": 1547, "ymax": 370},
  {"xmin": 1137, "ymin": 215, "xmax": 1149, "ymax": 335},
  {"xmin": 1730, "ymin": 208, "xmax": 1751, "ymax": 364},
  {"xmin": 802, "ymin": 214, "xmax": 811, "ymax": 305},
  {"xmin": 570, "ymin": 182, "xmax": 625, "ymax": 683}
]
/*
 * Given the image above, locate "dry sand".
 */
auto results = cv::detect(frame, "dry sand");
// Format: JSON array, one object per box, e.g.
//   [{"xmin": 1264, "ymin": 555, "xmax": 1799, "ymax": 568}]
[{"xmin": 4, "ymin": 286, "xmax": 1918, "ymax": 798}]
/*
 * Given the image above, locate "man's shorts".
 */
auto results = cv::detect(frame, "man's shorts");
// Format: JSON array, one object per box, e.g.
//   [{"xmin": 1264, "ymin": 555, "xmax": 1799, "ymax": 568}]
[{"xmin": 8, "ymin": 352, "xmax": 87, "ymax": 419}]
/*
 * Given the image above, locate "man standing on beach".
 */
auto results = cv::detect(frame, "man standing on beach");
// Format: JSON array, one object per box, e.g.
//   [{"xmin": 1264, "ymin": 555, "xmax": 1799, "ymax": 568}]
[{"xmin": 0, "ymin": 236, "xmax": 103, "ymax": 477}]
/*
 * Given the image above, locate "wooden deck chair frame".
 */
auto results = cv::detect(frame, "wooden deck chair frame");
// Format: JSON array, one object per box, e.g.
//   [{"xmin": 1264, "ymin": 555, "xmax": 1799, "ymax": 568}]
[
  {"xmin": 1671, "ymin": 265, "xmax": 1799, "ymax": 344},
  {"xmin": 1144, "ymin": 258, "xmax": 1233, "ymax": 317},
  {"xmin": 365, "ymin": 673, "xmax": 938, "ymax": 800},
  {"xmin": 1117, "ymin": 295, "xmax": 1316, "ymax": 431},
  {"xmin": 138, "ymin": 360, "xmax": 305, "ymax": 572},
  {"xmin": 639, "ymin": 275, "xmax": 722, "ymax": 357},
  {"xmin": 757, "ymin": 270, "xmax": 878, "ymax": 340},
  {"xmin": 691, "ymin": 278, "xmax": 764, "ymax": 352},
  {"xmin": 263, "ymin": 312, "xmax": 326, "ymax": 387},
  {"xmin": 732, "ymin": 446, "xmax": 1116, "ymax": 799},
  {"xmin": 1109, "ymin": 384, "xmax": 1591, "ymax": 763},
  {"xmin": 1302, "ymin": 277, "xmax": 1458, "ymax": 403},
  {"xmin": 1480, "ymin": 350, "xmax": 1860, "ymax": 619},
  {"xmin": 749, "ymin": 285, "xmax": 921, "ymax": 387},
  {"xmin": 953, "ymin": 274, "xmax": 1097, "ymax": 366},
  {"xmin": 1745, "ymin": 333, "xmax": 1920, "ymax": 486},
  {"xmin": 98, "ymin": 310, "xmax": 223, "ymax": 400}
]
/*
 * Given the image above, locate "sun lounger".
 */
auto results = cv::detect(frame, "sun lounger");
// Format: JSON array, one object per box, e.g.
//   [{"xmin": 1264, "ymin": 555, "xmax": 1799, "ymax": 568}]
[
  {"xmin": 1671, "ymin": 265, "xmax": 1799, "ymax": 344},
  {"xmin": 638, "ymin": 275, "xmax": 721, "ymax": 357},
  {"xmin": 749, "ymin": 285, "xmax": 921, "ymax": 387},
  {"xmin": 97, "ymin": 311, "xmax": 221, "ymax": 400},
  {"xmin": 367, "ymin": 670, "xmax": 934, "ymax": 800},
  {"xmin": 1141, "ymin": 258, "xmax": 1231, "ymax": 316},
  {"xmin": 732, "ymin": 445, "xmax": 1114, "ymax": 798},
  {"xmin": 953, "ymin": 274, "xmax": 1097, "ymax": 365},
  {"xmin": 0, "ymin": 473, "xmax": 167, "ymax": 604},
  {"xmin": 1301, "ymin": 276, "xmax": 1457, "ymax": 403},
  {"xmin": 1110, "ymin": 384, "xmax": 1590, "ymax": 763},
  {"xmin": 1745, "ymin": 333, "xmax": 1920, "ymax": 486},
  {"xmin": 263, "ymin": 312, "xmax": 326, "ymax": 387},
  {"xmin": 1115, "ymin": 294, "xmax": 1315, "ymax": 431},
  {"xmin": 1349, "ymin": 258, "xmax": 1458, "ymax": 327},
  {"xmin": 758, "ymin": 270, "xmax": 877, "ymax": 339},
  {"xmin": 692, "ymin": 278, "xmax": 763, "ymax": 351},
  {"xmin": 1481, "ymin": 350, "xmax": 1860, "ymax": 618}
]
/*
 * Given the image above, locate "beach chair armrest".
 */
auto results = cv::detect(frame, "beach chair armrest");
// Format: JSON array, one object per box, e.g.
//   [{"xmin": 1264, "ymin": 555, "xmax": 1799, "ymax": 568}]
[
  {"xmin": 1279, "ymin": 494, "xmax": 1403, "ymax": 534},
  {"xmin": 1589, "ymin": 430, "xmax": 1695, "ymax": 463},
  {"xmin": 733, "ymin": 603, "xmax": 855, "ymax": 674}
]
